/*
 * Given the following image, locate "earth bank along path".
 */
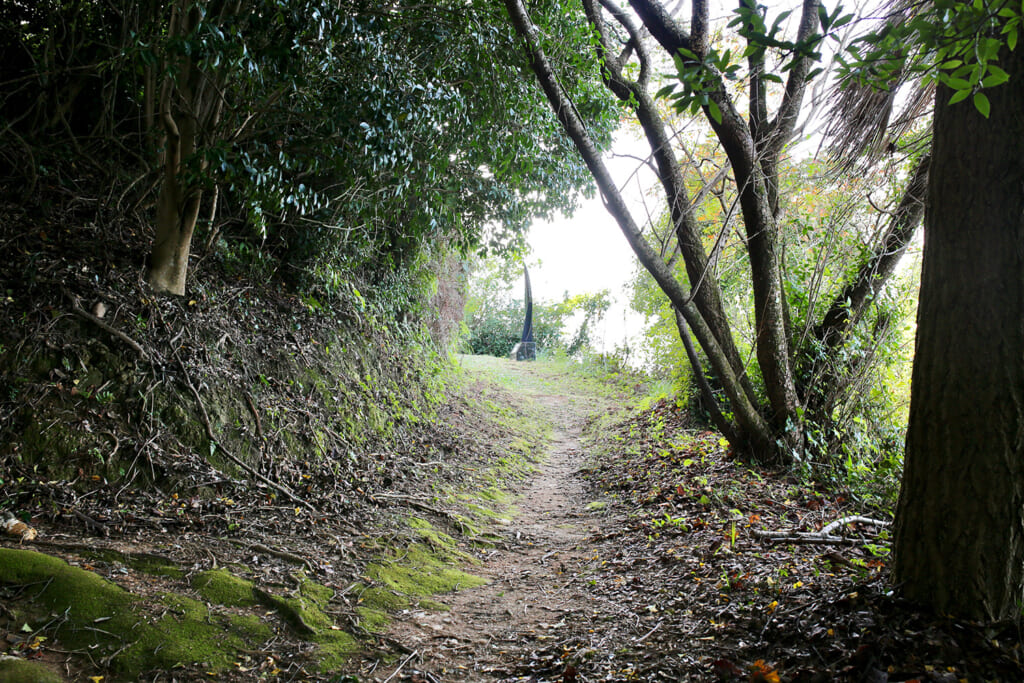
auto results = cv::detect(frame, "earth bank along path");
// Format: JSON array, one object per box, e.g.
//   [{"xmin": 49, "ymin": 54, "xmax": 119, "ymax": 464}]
[{"xmin": 373, "ymin": 370, "xmax": 622, "ymax": 682}]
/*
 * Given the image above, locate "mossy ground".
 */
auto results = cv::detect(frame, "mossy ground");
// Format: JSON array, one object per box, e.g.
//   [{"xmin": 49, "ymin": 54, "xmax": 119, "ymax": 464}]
[
  {"xmin": 0, "ymin": 549, "xmax": 275, "ymax": 676},
  {"xmin": 367, "ymin": 543, "xmax": 486, "ymax": 600},
  {"xmin": 118, "ymin": 592, "xmax": 272, "ymax": 674},
  {"xmin": 0, "ymin": 549, "xmax": 333, "ymax": 679},
  {"xmin": 191, "ymin": 567, "xmax": 258, "ymax": 606},
  {"xmin": 0, "ymin": 657, "xmax": 63, "ymax": 683}
]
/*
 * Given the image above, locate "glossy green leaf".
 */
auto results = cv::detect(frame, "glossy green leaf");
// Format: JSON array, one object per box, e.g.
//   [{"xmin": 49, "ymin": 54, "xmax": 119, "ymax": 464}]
[{"xmin": 973, "ymin": 91, "xmax": 991, "ymax": 117}]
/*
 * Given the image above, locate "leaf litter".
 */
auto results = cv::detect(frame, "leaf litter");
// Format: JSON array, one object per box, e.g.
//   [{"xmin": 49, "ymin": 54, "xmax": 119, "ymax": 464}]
[{"xmin": 364, "ymin": 372, "xmax": 1024, "ymax": 683}]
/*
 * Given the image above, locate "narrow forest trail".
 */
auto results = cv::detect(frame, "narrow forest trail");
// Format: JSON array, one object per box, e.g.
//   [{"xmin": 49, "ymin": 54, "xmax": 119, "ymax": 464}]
[{"xmin": 372, "ymin": 363, "xmax": 623, "ymax": 682}]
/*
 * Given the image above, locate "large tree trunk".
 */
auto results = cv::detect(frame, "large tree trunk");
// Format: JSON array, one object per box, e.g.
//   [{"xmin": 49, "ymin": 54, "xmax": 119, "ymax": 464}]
[{"xmin": 893, "ymin": 46, "xmax": 1024, "ymax": 621}]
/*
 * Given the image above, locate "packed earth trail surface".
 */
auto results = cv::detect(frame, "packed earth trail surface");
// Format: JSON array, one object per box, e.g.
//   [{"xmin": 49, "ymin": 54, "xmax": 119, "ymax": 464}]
[
  {"xmin": 376, "ymin": 366, "xmax": 615, "ymax": 682},
  {"xmin": 366, "ymin": 359, "xmax": 1024, "ymax": 683}
]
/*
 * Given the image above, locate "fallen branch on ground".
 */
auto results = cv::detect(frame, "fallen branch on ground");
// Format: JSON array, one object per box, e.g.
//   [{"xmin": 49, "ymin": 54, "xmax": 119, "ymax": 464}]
[
  {"xmin": 371, "ymin": 492, "xmax": 455, "ymax": 520},
  {"xmin": 66, "ymin": 290, "xmax": 148, "ymax": 359},
  {"xmin": 238, "ymin": 541, "xmax": 316, "ymax": 573},
  {"xmin": 382, "ymin": 649, "xmax": 420, "ymax": 683},
  {"xmin": 753, "ymin": 515, "xmax": 890, "ymax": 545}
]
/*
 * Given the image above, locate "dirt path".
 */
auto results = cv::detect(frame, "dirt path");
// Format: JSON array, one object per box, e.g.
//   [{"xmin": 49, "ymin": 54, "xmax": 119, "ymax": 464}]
[{"xmin": 376, "ymin": 390, "xmax": 606, "ymax": 682}]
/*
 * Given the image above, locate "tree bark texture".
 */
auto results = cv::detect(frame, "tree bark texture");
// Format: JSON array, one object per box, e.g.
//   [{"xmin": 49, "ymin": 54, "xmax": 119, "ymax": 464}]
[
  {"xmin": 893, "ymin": 47, "xmax": 1024, "ymax": 621},
  {"xmin": 147, "ymin": 0, "xmax": 232, "ymax": 295}
]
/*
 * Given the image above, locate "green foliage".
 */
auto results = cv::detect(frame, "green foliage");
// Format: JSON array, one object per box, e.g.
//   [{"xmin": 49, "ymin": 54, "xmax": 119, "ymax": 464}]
[
  {"xmin": 462, "ymin": 257, "xmax": 611, "ymax": 358},
  {"xmin": 840, "ymin": 0, "xmax": 1022, "ymax": 118},
  {"xmin": 0, "ymin": 0, "xmax": 617, "ymax": 303},
  {"xmin": 628, "ymin": 154, "xmax": 917, "ymax": 502},
  {"xmin": 656, "ymin": 1, "xmax": 853, "ymax": 120}
]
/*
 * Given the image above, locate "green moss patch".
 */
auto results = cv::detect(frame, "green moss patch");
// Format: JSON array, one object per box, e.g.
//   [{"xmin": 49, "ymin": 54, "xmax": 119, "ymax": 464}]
[
  {"xmin": 351, "ymin": 584, "xmax": 410, "ymax": 633},
  {"xmin": 0, "ymin": 549, "xmax": 272, "ymax": 677},
  {"xmin": 366, "ymin": 543, "xmax": 486, "ymax": 601},
  {"xmin": 84, "ymin": 549, "xmax": 183, "ymax": 579},
  {"xmin": 354, "ymin": 606, "xmax": 389, "ymax": 633},
  {"xmin": 0, "ymin": 548, "xmax": 140, "ymax": 654},
  {"xmin": 0, "ymin": 657, "xmax": 63, "ymax": 683},
  {"xmin": 191, "ymin": 568, "xmax": 257, "ymax": 607},
  {"xmin": 407, "ymin": 515, "xmax": 461, "ymax": 552},
  {"xmin": 356, "ymin": 585, "xmax": 408, "ymax": 611},
  {"xmin": 352, "ymin": 540, "xmax": 484, "ymax": 639},
  {"xmin": 251, "ymin": 575, "xmax": 358, "ymax": 672},
  {"xmin": 118, "ymin": 593, "xmax": 271, "ymax": 674}
]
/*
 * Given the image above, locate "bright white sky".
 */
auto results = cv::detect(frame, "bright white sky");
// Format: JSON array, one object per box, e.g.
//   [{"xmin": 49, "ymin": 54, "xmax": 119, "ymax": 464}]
[{"xmin": 523, "ymin": 131, "xmax": 655, "ymax": 355}]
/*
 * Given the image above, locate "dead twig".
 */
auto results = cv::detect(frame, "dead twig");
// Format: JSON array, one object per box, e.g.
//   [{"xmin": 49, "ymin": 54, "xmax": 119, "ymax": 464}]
[
  {"xmin": 382, "ymin": 649, "xmax": 420, "ymax": 683},
  {"xmin": 372, "ymin": 492, "xmax": 454, "ymax": 520},
  {"xmin": 241, "ymin": 541, "xmax": 316, "ymax": 573},
  {"xmin": 634, "ymin": 619, "xmax": 663, "ymax": 644},
  {"xmin": 244, "ymin": 392, "xmax": 264, "ymax": 444},
  {"xmin": 72, "ymin": 509, "xmax": 110, "ymax": 537},
  {"xmin": 66, "ymin": 290, "xmax": 148, "ymax": 359},
  {"xmin": 752, "ymin": 515, "xmax": 890, "ymax": 545},
  {"xmin": 820, "ymin": 515, "xmax": 890, "ymax": 535}
]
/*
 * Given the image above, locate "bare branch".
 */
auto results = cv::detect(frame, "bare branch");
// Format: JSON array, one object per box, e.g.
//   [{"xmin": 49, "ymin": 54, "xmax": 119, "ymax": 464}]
[
  {"xmin": 765, "ymin": 0, "xmax": 823, "ymax": 158},
  {"xmin": 812, "ymin": 154, "xmax": 929, "ymax": 350}
]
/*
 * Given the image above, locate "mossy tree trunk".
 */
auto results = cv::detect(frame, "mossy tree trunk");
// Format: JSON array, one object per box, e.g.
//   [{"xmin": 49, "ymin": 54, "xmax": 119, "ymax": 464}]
[{"xmin": 893, "ymin": 45, "xmax": 1024, "ymax": 621}]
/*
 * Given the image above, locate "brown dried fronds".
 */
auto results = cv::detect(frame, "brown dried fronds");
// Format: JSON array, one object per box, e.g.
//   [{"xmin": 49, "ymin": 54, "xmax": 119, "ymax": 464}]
[
  {"xmin": 822, "ymin": 77, "xmax": 933, "ymax": 175},
  {"xmin": 821, "ymin": 0, "xmax": 936, "ymax": 175}
]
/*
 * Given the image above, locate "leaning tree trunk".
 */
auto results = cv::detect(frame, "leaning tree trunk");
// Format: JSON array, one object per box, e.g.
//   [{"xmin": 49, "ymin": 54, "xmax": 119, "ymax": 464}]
[{"xmin": 893, "ymin": 45, "xmax": 1024, "ymax": 621}]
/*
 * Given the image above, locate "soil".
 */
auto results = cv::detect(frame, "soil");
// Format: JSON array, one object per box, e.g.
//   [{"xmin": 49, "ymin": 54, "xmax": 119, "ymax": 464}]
[
  {"xmin": 4, "ymin": 344, "xmax": 1024, "ymax": 682},
  {"xmin": 370, "ymin": 388, "xmax": 602, "ymax": 682}
]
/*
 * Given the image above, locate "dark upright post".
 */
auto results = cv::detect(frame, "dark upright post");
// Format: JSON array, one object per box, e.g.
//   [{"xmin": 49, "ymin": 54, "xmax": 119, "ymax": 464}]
[{"xmin": 511, "ymin": 266, "xmax": 536, "ymax": 361}]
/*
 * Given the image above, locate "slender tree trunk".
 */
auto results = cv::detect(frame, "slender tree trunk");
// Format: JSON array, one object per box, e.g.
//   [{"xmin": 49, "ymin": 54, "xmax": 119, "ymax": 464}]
[
  {"xmin": 893, "ymin": 46, "xmax": 1024, "ymax": 621},
  {"xmin": 503, "ymin": 0, "xmax": 778, "ymax": 458},
  {"xmin": 674, "ymin": 310, "xmax": 739, "ymax": 446},
  {"xmin": 149, "ymin": 108, "xmax": 202, "ymax": 295},
  {"xmin": 147, "ymin": 0, "xmax": 230, "ymax": 295},
  {"xmin": 813, "ymin": 155, "xmax": 930, "ymax": 350}
]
